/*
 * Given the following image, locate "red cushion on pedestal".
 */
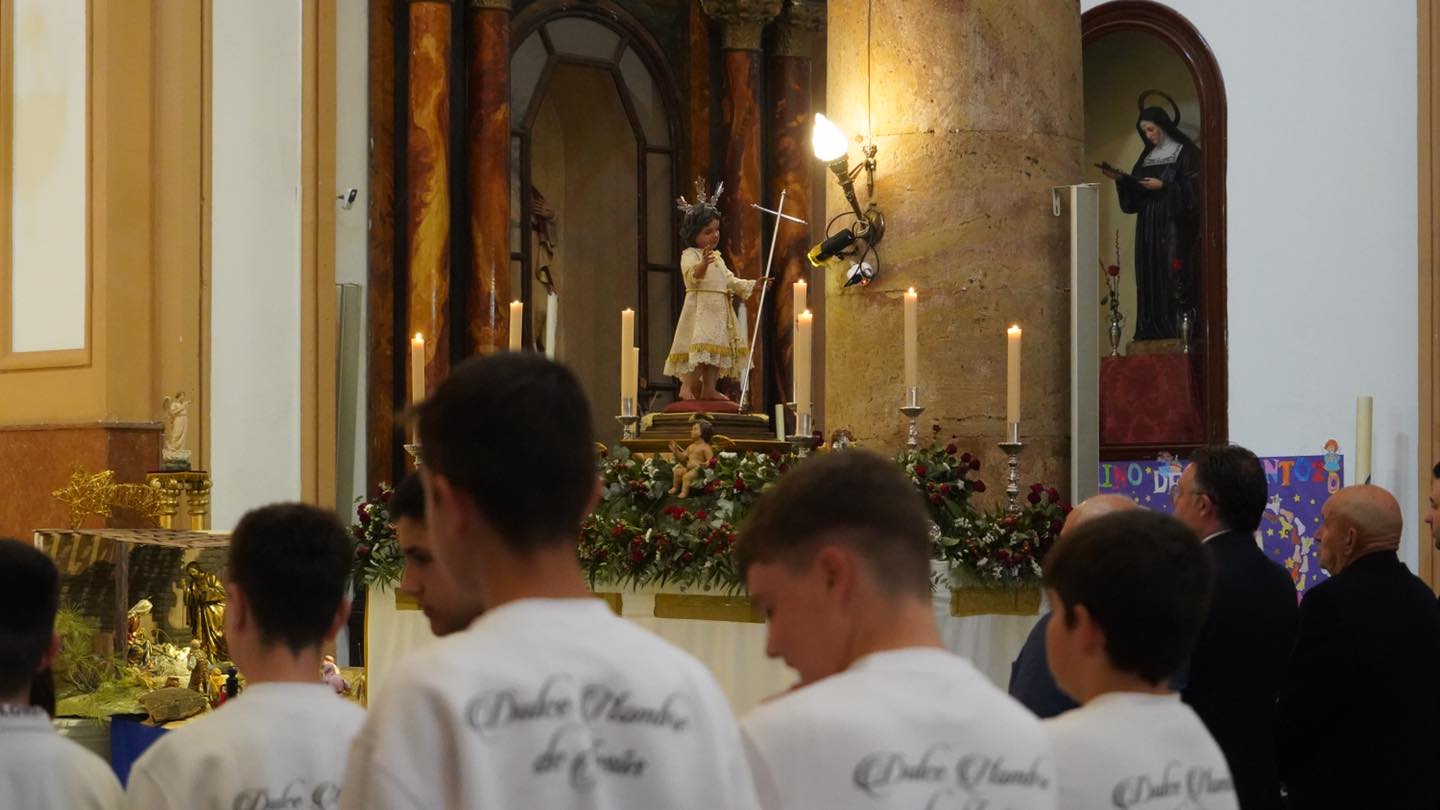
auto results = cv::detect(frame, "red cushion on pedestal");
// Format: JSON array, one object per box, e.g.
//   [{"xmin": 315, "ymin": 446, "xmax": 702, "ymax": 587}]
[
  {"xmin": 662, "ymin": 399, "xmax": 741, "ymax": 414},
  {"xmin": 1100, "ymin": 354, "xmax": 1204, "ymax": 445}
]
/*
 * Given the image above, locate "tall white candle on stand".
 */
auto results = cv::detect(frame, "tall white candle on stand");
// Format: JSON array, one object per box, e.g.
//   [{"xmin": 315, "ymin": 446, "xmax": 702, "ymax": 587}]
[
  {"xmin": 508, "ymin": 301, "xmax": 523, "ymax": 350},
  {"xmin": 544, "ymin": 292, "xmax": 558, "ymax": 359},
  {"xmin": 1356, "ymin": 395, "xmax": 1374, "ymax": 484},
  {"xmin": 619, "ymin": 309, "xmax": 636, "ymax": 412},
  {"xmin": 1006, "ymin": 325, "xmax": 1022, "ymax": 438},
  {"xmin": 903, "ymin": 288, "xmax": 918, "ymax": 392},
  {"xmin": 774, "ymin": 403, "xmax": 785, "ymax": 440},
  {"xmin": 795, "ymin": 310, "xmax": 813, "ymax": 419},
  {"xmin": 793, "ymin": 280, "xmax": 807, "ymax": 319}
]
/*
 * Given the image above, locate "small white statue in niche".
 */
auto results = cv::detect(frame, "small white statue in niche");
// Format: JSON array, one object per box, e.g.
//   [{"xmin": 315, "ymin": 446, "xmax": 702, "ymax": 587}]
[{"xmin": 162, "ymin": 392, "xmax": 192, "ymax": 470}]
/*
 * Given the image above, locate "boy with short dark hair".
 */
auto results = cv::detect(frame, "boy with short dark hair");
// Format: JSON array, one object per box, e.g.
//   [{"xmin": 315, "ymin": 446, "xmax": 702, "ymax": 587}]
[
  {"xmin": 394, "ymin": 472, "xmax": 486, "ymax": 636},
  {"xmin": 343, "ymin": 353, "xmax": 758, "ymax": 810},
  {"xmin": 127, "ymin": 503, "xmax": 364, "ymax": 809},
  {"xmin": 738, "ymin": 449, "xmax": 1057, "ymax": 810},
  {"xmin": 0, "ymin": 538, "xmax": 123, "ymax": 809},
  {"xmin": 1042, "ymin": 510, "xmax": 1236, "ymax": 810}
]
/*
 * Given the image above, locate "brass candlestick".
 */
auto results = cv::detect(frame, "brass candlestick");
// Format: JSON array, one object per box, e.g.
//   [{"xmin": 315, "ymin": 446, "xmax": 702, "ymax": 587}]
[{"xmin": 899, "ymin": 385, "xmax": 924, "ymax": 450}]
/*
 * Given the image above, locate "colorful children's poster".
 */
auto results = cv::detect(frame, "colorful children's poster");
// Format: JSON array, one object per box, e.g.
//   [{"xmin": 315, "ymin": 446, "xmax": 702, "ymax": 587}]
[{"xmin": 1097, "ymin": 452, "xmax": 1343, "ymax": 598}]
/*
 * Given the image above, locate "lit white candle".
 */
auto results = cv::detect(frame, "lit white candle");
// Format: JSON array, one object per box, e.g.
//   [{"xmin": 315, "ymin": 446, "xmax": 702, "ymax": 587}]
[
  {"xmin": 509, "ymin": 300, "xmax": 523, "ymax": 351},
  {"xmin": 904, "ymin": 288, "xmax": 918, "ymax": 391},
  {"xmin": 1356, "ymin": 395, "xmax": 1374, "ymax": 484},
  {"xmin": 1006, "ymin": 325, "xmax": 1022, "ymax": 428},
  {"xmin": 409, "ymin": 333, "xmax": 425, "ymax": 406},
  {"xmin": 795, "ymin": 310, "xmax": 813, "ymax": 418},
  {"xmin": 544, "ymin": 292, "xmax": 558, "ymax": 360},
  {"xmin": 793, "ymin": 279, "xmax": 807, "ymax": 320}
]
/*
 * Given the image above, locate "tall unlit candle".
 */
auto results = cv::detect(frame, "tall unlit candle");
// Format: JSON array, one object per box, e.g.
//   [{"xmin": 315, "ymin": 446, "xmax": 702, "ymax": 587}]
[
  {"xmin": 409, "ymin": 333, "xmax": 425, "ymax": 405},
  {"xmin": 904, "ymin": 288, "xmax": 918, "ymax": 390},
  {"xmin": 795, "ymin": 310, "xmax": 813, "ymax": 418},
  {"xmin": 509, "ymin": 301, "xmax": 523, "ymax": 350},
  {"xmin": 629, "ymin": 347, "xmax": 641, "ymax": 406},
  {"xmin": 619, "ymin": 309, "xmax": 635, "ymax": 412},
  {"xmin": 1356, "ymin": 395, "xmax": 1374, "ymax": 484},
  {"xmin": 793, "ymin": 280, "xmax": 807, "ymax": 320},
  {"xmin": 774, "ymin": 403, "xmax": 785, "ymax": 441},
  {"xmin": 544, "ymin": 292, "xmax": 558, "ymax": 359},
  {"xmin": 1006, "ymin": 325, "xmax": 1022, "ymax": 426}
]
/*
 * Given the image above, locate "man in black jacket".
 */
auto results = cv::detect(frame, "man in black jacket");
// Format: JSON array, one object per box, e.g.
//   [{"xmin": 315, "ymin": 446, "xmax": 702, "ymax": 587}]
[
  {"xmin": 1172, "ymin": 445, "xmax": 1298, "ymax": 810},
  {"xmin": 1278, "ymin": 485, "xmax": 1440, "ymax": 809}
]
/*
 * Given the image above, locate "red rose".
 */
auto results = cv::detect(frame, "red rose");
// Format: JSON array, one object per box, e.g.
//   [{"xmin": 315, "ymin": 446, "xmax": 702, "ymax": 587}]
[
  {"xmin": 596, "ymin": 549, "xmax": 608, "ymax": 560},
  {"xmin": 914, "ymin": 465, "xmax": 928, "ymax": 477},
  {"xmin": 1049, "ymin": 519, "xmax": 1064, "ymax": 534},
  {"xmin": 972, "ymin": 480, "xmax": 987, "ymax": 493},
  {"xmin": 969, "ymin": 458, "xmax": 981, "ymax": 471},
  {"xmin": 357, "ymin": 503, "xmax": 370, "ymax": 524},
  {"xmin": 960, "ymin": 452, "xmax": 973, "ymax": 464},
  {"xmin": 930, "ymin": 494, "xmax": 943, "ymax": 505},
  {"xmin": 1046, "ymin": 488, "xmax": 1061, "ymax": 504},
  {"xmin": 940, "ymin": 484, "xmax": 952, "ymax": 496},
  {"xmin": 734, "ymin": 478, "xmax": 747, "ymax": 492},
  {"xmin": 682, "ymin": 552, "xmax": 694, "ymax": 563},
  {"xmin": 769, "ymin": 450, "xmax": 784, "ymax": 463},
  {"xmin": 378, "ymin": 488, "xmax": 392, "ymax": 503},
  {"xmin": 1030, "ymin": 483, "xmax": 1045, "ymax": 493},
  {"xmin": 631, "ymin": 535, "xmax": 644, "ymax": 546},
  {"xmin": 696, "ymin": 510, "xmax": 709, "ymax": 521},
  {"xmin": 1027, "ymin": 491, "xmax": 1042, "ymax": 505},
  {"xmin": 708, "ymin": 457, "xmax": 718, "ymax": 469},
  {"xmin": 1106, "ymin": 264, "xmax": 1120, "ymax": 277},
  {"xmin": 1003, "ymin": 516, "xmax": 1017, "ymax": 528},
  {"xmin": 630, "ymin": 547, "xmax": 645, "ymax": 562},
  {"xmin": 611, "ymin": 525, "xmax": 624, "ymax": 537},
  {"xmin": 357, "ymin": 545, "xmax": 371, "ymax": 558},
  {"xmin": 945, "ymin": 443, "xmax": 958, "ymax": 455}
]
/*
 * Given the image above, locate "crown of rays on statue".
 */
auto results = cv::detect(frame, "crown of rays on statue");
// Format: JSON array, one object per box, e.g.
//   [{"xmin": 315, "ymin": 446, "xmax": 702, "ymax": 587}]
[{"xmin": 675, "ymin": 178, "xmax": 724, "ymax": 216}]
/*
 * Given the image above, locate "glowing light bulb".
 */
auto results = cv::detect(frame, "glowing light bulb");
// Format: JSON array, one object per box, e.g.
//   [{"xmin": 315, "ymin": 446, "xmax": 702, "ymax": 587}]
[{"xmin": 812, "ymin": 113, "xmax": 849, "ymax": 163}]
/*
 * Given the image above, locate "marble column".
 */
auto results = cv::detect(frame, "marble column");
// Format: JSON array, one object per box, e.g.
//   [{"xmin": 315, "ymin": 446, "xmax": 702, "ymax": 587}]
[
  {"xmin": 702, "ymin": 0, "xmax": 782, "ymax": 410},
  {"xmin": 823, "ymin": 0, "xmax": 1083, "ymax": 488},
  {"xmin": 467, "ymin": 0, "xmax": 511, "ymax": 355},
  {"xmin": 768, "ymin": 0, "xmax": 823, "ymax": 404},
  {"xmin": 406, "ymin": 0, "xmax": 453, "ymax": 392}
]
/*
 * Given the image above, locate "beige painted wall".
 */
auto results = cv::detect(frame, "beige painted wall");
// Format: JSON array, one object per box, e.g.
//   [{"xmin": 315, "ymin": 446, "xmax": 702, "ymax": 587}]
[
  {"xmin": 1083, "ymin": 30, "xmax": 1200, "ymax": 354},
  {"xmin": 531, "ymin": 63, "xmax": 638, "ymax": 445}
]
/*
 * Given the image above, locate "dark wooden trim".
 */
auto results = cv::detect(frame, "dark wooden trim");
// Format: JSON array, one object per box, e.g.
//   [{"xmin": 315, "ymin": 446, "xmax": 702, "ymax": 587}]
[{"xmin": 1083, "ymin": 1, "xmax": 1229, "ymax": 456}]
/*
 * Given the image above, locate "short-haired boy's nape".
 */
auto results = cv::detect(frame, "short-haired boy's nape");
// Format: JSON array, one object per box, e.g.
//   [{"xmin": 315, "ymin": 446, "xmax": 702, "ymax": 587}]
[
  {"xmin": 737, "ymin": 449, "xmax": 932, "ymax": 600},
  {"xmin": 390, "ymin": 472, "xmax": 424, "ymax": 522},
  {"xmin": 1189, "ymin": 444, "xmax": 1268, "ymax": 533},
  {"xmin": 0, "ymin": 538, "xmax": 60, "ymax": 695},
  {"xmin": 1042, "ymin": 510, "xmax": 1215, "ymax": 684},
  {"xmin": 416, "ymin": 352, "xmax": 596, "ymax": 554},
  {"xmin": 227, "ymin": 503, "xmax": 353, "ymax": 656}
]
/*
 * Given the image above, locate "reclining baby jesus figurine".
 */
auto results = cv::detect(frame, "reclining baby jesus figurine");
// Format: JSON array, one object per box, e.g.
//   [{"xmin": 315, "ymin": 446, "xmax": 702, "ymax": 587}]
[{"xmin": 668, "ymin": 419, "xmax": 715, "ymax": 499}]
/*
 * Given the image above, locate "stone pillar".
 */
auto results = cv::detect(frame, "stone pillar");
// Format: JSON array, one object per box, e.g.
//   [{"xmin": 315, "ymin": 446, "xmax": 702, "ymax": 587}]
[
  {"xmin": 823, "ymin": 0, "xmax": 1082, "ymax": 488},
  {"xmin": 768, "ymin": 0, "xmax": 823, "ymax": 403},
  {"xmin": 406, "ymin": 0, "xmax": 453, "ymax": 391},
  {"xmin": 467, "ymin": 0, "xmax": 511, "ymax": 355},
  {"xmin": 702, "ymin": 0, "xmax": 782, "ymax": 410}
]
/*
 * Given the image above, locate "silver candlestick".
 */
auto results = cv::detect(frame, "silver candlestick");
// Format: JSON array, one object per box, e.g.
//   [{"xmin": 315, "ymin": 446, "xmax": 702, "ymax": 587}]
[
  {"xmin": 616, "ymin": 397, "xmax": 639, "ymax": 441},
  {"xmin": 787, "ymin": 411, "xmax": 814, "ymax": 458},
  {"xmin": 899, "ymin": 386, "xmax": 925, "ymax": 450},
  {"xmin": 999, "ymin": 422, "xmax": 1023, "ymax": 515},
  {"xmin": 403, "ymin": 442, "xmax": 423, "ymax": 468}
]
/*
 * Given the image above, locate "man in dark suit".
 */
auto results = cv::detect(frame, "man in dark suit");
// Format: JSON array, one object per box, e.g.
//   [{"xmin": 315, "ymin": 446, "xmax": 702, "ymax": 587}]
[
  {"xmin": 1009, "ymin": 493, "xmax": 1138, "ymax": 718},
  {"xmin": 1278, "ymin": 485, "xmax": 1440, "ymax": 810},
  {"xmin": 1172, "ymin": 445, "xmax": 1298, "ymax": 810}
]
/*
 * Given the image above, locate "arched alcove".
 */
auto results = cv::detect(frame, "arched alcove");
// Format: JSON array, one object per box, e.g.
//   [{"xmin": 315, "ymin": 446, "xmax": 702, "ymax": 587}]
[
  {"xmin": 1083, "ymin": 1, "xmax": 1228, "ymax": 456},
  {"xmin": 509, "ymin": 1, "xmax": 684, "ymax": 440}
]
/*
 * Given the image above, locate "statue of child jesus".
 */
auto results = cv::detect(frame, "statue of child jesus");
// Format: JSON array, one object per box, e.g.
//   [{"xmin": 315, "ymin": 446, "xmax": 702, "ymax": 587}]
[
  {"xmin": 664, "ymin": 181, "xmax": 769, "ymax": 401},
  {"xmin": 668, "ymin": 419, "xmax": 715, "ymax": 499}
]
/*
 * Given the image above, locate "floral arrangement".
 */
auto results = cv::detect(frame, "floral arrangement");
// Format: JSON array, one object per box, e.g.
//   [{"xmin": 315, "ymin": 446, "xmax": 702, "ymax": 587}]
[
  {"xmin": 349, "ymin": 429, "xmax": 1067, "ymax": 592},
  {"xmin": 351, "ymin": 484, "xmax": 403, "ymax": 589}
]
